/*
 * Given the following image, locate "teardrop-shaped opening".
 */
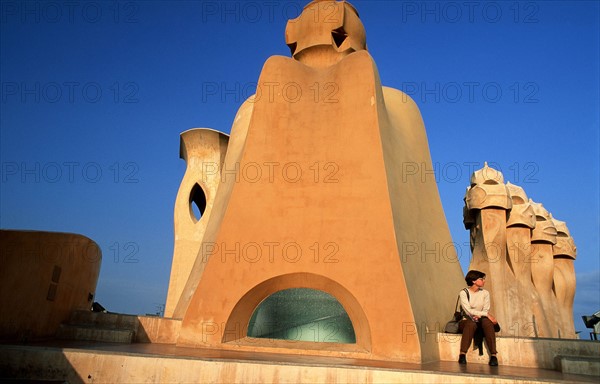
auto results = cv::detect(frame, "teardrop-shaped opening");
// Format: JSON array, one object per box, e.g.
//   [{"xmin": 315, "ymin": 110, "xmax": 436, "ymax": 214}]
[{"xmin": 189, "ymin": 183, "xmax": 207, "ymax": 222}]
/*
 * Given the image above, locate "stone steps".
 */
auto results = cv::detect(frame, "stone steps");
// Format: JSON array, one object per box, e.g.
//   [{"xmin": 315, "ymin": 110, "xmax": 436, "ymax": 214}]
[
  {"xmin": 556, "ymin": 355, "xmax": 600, "ymax": 377},
  {"xmin": 56, "ymin": 324, "xmax": 134, "ymax": 343},
  {"xmin": 68, "ymin": 310, "xmax": 139, "ymax": 329},
  {"xmin": 56, "ymin": 310, "xmax": 139, "ymax": 343}
]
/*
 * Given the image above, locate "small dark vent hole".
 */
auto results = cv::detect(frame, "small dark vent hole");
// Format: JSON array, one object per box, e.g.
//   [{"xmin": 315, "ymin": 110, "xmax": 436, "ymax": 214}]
[
  {"xmin": 332, "ymin": 27, "xmax": 347, "ymax": 48},
  {"xmin": 51, "ymin": 265, "xmax": 61, "ymax": 283},
  {"xmin": 287, "ymin": 42, "xmax": 297, "ymax": 56}
]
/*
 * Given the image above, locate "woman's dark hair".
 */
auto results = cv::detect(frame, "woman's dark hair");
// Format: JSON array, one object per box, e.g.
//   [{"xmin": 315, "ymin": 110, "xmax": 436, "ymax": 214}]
[{"xmin": 465, "ymin": 270, "xmax": 486, "ymax": 286}]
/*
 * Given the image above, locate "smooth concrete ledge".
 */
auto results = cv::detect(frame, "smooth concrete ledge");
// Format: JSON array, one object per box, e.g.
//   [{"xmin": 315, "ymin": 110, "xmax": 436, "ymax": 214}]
[
  {"xmin": 437, "ymin": 332, "xmax": 600, "ymax": 374},
  {"xmin": 136, "ymin": 316, "xmax": 181, "ymax": 344},
  {"xmin": 1, "ymin": 343, "xmax": 597, "ymax": 384}
]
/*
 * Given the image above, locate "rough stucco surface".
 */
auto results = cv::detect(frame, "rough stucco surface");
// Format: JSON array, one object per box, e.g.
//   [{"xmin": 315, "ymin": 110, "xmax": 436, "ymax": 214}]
[{"xmin": 0, "ymin": 230, "xmax": 101, "ymax": 341}]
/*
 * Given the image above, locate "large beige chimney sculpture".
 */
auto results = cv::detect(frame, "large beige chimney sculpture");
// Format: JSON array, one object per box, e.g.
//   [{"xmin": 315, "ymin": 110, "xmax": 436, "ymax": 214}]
[{"xmin": 166, "ymin": 0, "xmax": 465, "ymax": 363}]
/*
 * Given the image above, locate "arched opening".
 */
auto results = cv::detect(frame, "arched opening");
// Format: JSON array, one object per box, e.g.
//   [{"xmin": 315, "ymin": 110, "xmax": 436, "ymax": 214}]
[
  {"xmin": 247, "ymin": 288, "xmax": 356, "ymax": 343},
  {"xmin": 189, "ymin": 183, "xmax": 207, "ymax": 222},
  {"xmin": 222, "ymin": 273, "xmax": 371, "ymax": 352}
]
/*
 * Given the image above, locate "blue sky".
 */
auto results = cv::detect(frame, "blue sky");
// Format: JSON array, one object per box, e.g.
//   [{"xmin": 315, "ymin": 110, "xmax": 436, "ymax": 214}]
[{"xmin": 1, "ymin": 1, "xmax": 598, "ymax": 332}]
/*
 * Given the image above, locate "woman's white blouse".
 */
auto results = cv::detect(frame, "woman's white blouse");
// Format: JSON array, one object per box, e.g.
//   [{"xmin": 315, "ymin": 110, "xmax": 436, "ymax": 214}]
[{"xmin": 459, "ymin": 288, "xmax": 490, "ymax": 319}]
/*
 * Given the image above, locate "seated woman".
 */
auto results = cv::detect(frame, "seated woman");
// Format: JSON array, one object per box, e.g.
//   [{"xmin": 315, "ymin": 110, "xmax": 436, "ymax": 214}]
[{"xmin": 458, "ymin": 270, "xmax": 499, "ymax": 366}]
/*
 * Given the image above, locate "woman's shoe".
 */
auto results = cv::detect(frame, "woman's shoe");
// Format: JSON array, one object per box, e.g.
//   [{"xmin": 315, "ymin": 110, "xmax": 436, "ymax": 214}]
[
  {"xmin": 458, "ymin": 354, "xmax": 467, "ymax": 364},
  {"xmin": 489, "ymin": 356, "xmax": 498, "ymax": 366}
]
